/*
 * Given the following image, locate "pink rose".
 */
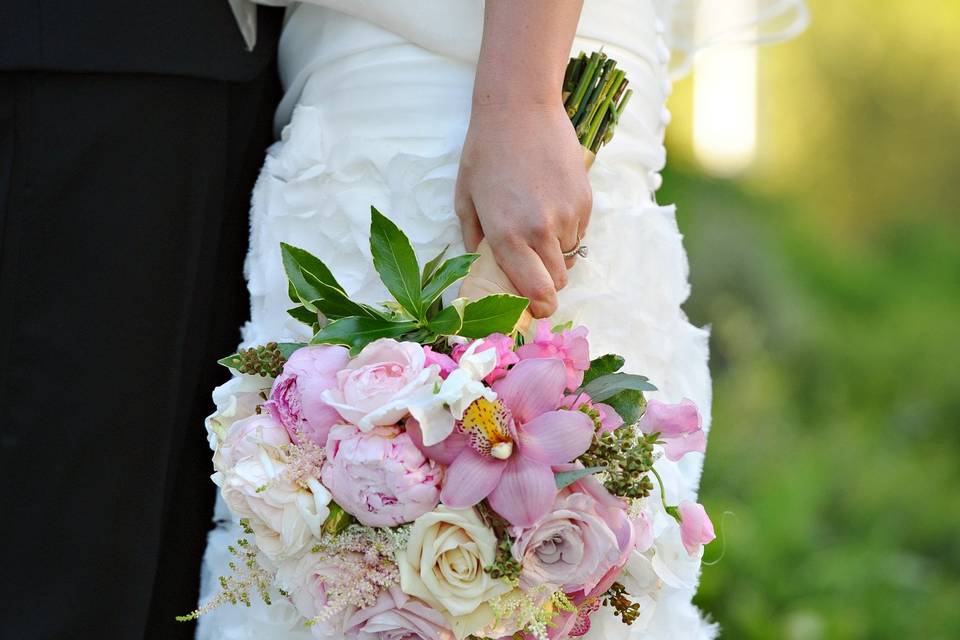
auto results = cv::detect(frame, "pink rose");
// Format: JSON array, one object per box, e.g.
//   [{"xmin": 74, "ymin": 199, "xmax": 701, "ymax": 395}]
[
  {"xmin": 321, "ymin": 424, "xmax": 441, "ymax": 527},
  {"xmin": 423, "ymin": 346, "xmax": 457, "ymax": 379},
  {"xmin": 265, "ymin": 345, "xmax": 350, "ymax": 447},
  {"xmin": 678, "ymin": 501, "xmax": 716, "ymax": 555},
  {"xmin": 511, "ymin": 492, "xmax": 625, "ymax": 594},
  {"xmin": 214, "ymin": 412, "xmax": 290, "ymax": 473},
  {"xmin": 639, "ymin": 399, "xmax": 706, "ymax": 461},
  {"xmin": 451, "ymin": 333, "xmax": 518, "ymax": 383},
  {"xmin": 516, "ymin": 321, "xmax": 590, "ymax": 390},
  {"xmin": 323, "ymin": 339, "xmax": 440, "ymax": 432},
  {"xmin": 344, "ymin": 584, "xmax": 453, "ymax": 640}
]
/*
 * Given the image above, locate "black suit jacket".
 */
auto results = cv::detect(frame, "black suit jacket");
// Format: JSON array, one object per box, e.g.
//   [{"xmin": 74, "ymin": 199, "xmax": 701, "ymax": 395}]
[{"xmin": 0, "ymin": 0, "xmax": 283, "ymax": 81}]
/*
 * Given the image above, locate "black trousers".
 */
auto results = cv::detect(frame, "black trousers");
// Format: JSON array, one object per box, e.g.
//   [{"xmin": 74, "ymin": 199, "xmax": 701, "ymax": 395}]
[{"xmin": 0, "ymin": 69, "xmax": 279, "ymax": 639}]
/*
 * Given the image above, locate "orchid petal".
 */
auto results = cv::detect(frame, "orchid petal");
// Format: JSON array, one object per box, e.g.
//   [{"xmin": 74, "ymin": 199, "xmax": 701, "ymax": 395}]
[
  {"xmin": 663, "ymin": 428, "xmax": 707, "ymax": 461},
  {"xmin": 405, "ymin": 418, "xmax": 467, "ymax": 466},
  {"xmin": 487, "ymin": 455, "xmax": 556, "ymax": 527},
  {"xmin": 519, "ymin": 410, "xmax": 595, "ymax": 465},
  {"xmin": 440, "ymin": 448, "xmax": 506, "ymax": 508},
  {"xmin": 639, "ymin": 398, "xmax": 701, "ymax": 438},
  {"xmin": 492, "ymin": 358, "xmax": 566, "ymax": 423}
]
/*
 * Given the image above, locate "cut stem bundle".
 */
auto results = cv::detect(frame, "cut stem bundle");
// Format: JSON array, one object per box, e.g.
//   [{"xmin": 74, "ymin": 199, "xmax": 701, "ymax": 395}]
[{"xmin": 564, "ymin": 51, "xmax": 633, "ymax": 154}]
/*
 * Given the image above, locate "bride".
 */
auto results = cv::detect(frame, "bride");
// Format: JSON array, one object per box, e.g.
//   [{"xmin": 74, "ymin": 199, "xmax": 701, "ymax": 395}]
[{"xmin": 200, "ymin": 1, "xmax": 807, "ymax": 638}]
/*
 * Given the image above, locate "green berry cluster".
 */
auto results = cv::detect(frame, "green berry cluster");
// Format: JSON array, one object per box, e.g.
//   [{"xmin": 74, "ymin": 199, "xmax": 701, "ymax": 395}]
[
  {"xmin": 224, "ymin": 342, "xmax": 287, "ymax": 378},
  {"xmin": 602, "ymin": 582, "xmax": 643, "ymax": 625},
  {"xmin": 580, "ymin": 427, "xmax": 658, "ymax": 498},
  {"xmin": 485, "ymin": 537, "xmax": 522, "ymax": 582}
]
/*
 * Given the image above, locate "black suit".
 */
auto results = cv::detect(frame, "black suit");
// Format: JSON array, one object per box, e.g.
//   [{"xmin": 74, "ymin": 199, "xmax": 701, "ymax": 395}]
[{"xmin": 0, "ymin": 2, "xmax": 283, "ymax": 638}]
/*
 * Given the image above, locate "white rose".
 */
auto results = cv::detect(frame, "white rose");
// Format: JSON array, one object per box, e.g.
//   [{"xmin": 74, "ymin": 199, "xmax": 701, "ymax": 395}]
[
  {"xmin": 397, "ymin": 505, "xmax": 511, "ymax": 639},
  {"xmin": 206, "ymin": 373, "xmax": 271, "ymax": 450},
  {"xmin": 220, "ymin": 448, "xmax": 330, "ymax": 562}
]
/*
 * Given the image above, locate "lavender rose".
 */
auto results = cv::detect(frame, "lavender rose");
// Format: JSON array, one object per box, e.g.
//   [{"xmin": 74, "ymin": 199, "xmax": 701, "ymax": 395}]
[
  {"xmin": 344, "ymin": 584, "xmax": 453, "ymax": 640},
  {"xmin": 321, "ymin": 424, "xmax": 441, "ymax": 527},
  {"xmin": 265, "ymin": 345, "xmax": 350, "ymax": 447},
  {"xmin": 511, "ymin": 492, "xmax": 625, "ymax": 594}
]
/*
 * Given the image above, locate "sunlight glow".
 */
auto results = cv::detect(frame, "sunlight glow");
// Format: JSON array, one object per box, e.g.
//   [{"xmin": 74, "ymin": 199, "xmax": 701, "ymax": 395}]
[{"xmin": 693, "ymin": 0, "xmax": 759, "ymax": 176}]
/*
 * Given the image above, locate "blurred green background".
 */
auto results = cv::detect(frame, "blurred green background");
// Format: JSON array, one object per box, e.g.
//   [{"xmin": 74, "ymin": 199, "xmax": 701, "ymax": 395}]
[{"xmin": 660, "ymin": 1, "xmax": 960, "ymax": 638}]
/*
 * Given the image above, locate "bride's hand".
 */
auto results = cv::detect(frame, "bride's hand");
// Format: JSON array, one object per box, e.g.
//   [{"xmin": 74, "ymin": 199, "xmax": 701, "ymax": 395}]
[
  {"xmin": 454, "ymin": 0, "xmax": 589, "ymax": 319},
  {"xmin": 455, "ymin": 101, "xmax": 591, "ymax": 318}
]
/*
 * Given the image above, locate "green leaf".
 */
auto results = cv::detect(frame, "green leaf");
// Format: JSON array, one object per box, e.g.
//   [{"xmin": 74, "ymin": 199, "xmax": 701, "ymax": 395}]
[
  {"xmin": 419, "ymin": 254, "xmax": 478, "ymax": 309},
  {"xmin": 580, "ymin": 372, "xmax": 656, "ymax": 402},
  {"xmin": 458, "ymin": 294, "xmax": 530, "ymax": 338},
  {"xmin": 310, "ymin": 283, "xmax": 383, "ymax": 321},
  {"xmin": 369, "ymin": 207, "xmax": 423, "ymax": 319},
  {"xmin": 552, "ymin": 321, "xmax": 574, "ymax": 333},
  {"xmin": 281, "ymin": 243, "xmax": 341, "ymax": 308},
  {"xmin": 280, "ymin": 243, "xmax": 342, "ymax": 290},
  {"xmin": 287, "ymin": 305, "xmax": 317, "ymax": 326},
  {"xmin": 555, "ymin": 466, "xmax": 606, "ymax": 490},
  {"xmin": 310, "ymin": 316, "xmax": 418, "ymax": 354},
  {"xmin": 421, "ymin": 245, "xmax": 449, "ymax": 287},
  {"xmin": 603, "ymin": 388, "xmax": 647, "ymax": 426},
  {"xmin": 426, "ymin": 304, "xmax": 464, "ymax": 335},
  {"xmin": 582, "ymin": 354, "xmax": 626, "ymax": 386}
]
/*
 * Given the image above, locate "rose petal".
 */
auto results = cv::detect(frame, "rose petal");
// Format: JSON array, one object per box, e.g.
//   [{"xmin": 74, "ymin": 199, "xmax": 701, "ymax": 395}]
[
  {"xmin": 519, "ymin": 410, "xmax": 595, "ymax": 465},
  {"xmin": 487, "ymin": 455, "xmax": 557, "ymax": 527},
  {"xmin": 492, "ymin": 358, "xmax": 567, "ymax": 424},
  {"xmin": 440, "ymin": 448, "xmax": 506, "ymax": 508}
]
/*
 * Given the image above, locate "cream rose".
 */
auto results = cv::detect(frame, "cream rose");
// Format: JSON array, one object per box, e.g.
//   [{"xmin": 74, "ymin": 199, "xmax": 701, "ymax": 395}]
[
  {"xmin": 397, "ymin": 506, "xmax": 511, "ymax": 639},
  {"xmin": 220, "ymin": 452, "xmax": 331, "ymax": 562}
]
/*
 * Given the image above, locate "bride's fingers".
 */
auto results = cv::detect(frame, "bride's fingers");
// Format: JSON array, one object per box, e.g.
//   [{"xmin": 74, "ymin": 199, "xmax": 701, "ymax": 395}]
[
  {"xmin": 537, "ymin": 237, "xmax": 569, "ymax": 291},
  {"xmin": 454, "ymin": 194, "xmax": 484, "ymax": 251},
  {"xmin": 494, "ymin": 243, "xmax": 558, "ymax": 318}
]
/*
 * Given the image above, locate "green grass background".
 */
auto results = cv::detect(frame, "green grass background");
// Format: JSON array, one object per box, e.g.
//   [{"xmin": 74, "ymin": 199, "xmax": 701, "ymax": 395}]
[{"xmin": 659, "ymin": 1, "xmax": 960, "ymax": 637}]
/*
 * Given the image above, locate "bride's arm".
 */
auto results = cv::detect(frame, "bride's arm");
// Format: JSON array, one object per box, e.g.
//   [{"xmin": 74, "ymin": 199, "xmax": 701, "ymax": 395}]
[{"xmin": 455, "ymin": 0, "xmax": 590, "ymax": 319}]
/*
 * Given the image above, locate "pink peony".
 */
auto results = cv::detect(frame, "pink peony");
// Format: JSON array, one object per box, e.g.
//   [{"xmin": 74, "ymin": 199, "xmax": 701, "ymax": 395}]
[
  {"xmin": 265, "ymin": 345, "xmax": 350, "ymax": 447},
  {"xmin": 344, "ymin": 584, "xmax": 453, "ymax": 640},
  {"xmin": 321, "ymin": 424, "xmax": 441, "ymax": 527},
  {"xmin": 323, "ymin": 339, "xmax": 440, "ymax": 432},
  {"xmin": 423, "ymin": 346, "xmax": 457, "ymax": 379},
  {"xmin": 678, "ymin": 501, "xmax": 716, "ymax": 555},
  {"xmin": 633, "ymin": 509, "xmax": 655, "ymax": 553},
  {"xmin": 511, "ymin": 492, "xmax": 625, "ymax": 594},
  {"xmin": 214, "ymin": 412, "xmax": 290, "ymax": 472},
  {"xmin": 451, "ymin": 333, "xmax": 519, "ymax": 383},
  {"xmin": 639, "ymin": 398, "xmax": 706, "ymax": 461},
  {"xmin": 516, "ymin": 321, "xmax": 590, "ymax": 390}
]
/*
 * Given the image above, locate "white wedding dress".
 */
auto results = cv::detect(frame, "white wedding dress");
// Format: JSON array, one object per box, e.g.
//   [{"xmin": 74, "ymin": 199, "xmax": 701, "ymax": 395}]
[{"xmin": 199, "ymin": 1, "xmax": 807, "ymax": 638}]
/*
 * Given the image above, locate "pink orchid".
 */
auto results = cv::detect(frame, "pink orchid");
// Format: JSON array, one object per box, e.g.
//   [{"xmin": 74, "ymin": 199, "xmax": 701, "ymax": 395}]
[
  {"xmin": 639, "ymin": 398, "xmax": 706, "ymax": 461},
  {"xmin": 516, "ymin": 320, "xmax": 590, "ymax": 390},
  {"xmin": 413, "ymin": 358, "xmax": 595, "ymax": 528},
  {"xmin": 678, "ymin": 501, "xmax": 716, "ymax": 555},
  {"xmin": 451, "ymin": 333, "xmax": 519, "ymax": 383}
]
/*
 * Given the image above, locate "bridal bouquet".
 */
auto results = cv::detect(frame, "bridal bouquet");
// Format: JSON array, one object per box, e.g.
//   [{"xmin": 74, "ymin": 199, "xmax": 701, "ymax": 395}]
[{"xmin": 185, "ymin": 52, "xmax": 715, "ymax": 640}]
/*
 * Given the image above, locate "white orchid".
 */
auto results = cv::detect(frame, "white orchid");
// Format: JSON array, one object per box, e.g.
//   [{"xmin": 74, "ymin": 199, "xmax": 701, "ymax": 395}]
[{"xmin": 409, "ymin": 339, "xmax": 499, "ymax": 446}]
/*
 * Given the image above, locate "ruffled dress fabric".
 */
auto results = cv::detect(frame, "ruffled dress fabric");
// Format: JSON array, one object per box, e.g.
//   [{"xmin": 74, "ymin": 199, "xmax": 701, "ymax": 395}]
[{"xmin": 199, "ymin": 1, "xmax": 720, "ymax": 638}]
